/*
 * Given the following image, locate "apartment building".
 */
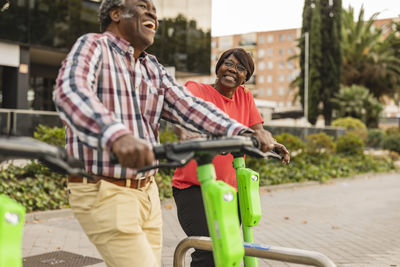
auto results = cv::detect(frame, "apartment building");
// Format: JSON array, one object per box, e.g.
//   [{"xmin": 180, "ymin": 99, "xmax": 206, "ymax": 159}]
[{"xmin": 202, "ymin": 17, "xmax": 398, "ymax": 122}]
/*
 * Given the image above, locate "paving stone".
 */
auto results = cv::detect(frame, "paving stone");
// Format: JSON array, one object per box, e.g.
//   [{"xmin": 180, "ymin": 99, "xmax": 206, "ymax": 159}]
[{"xmin": 22, "ymin": 173, "xmax": 400, "ymax": 266}]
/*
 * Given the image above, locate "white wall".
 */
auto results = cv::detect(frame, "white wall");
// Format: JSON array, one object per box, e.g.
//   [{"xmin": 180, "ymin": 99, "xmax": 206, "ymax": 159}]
[{"xmin": 0, "ymin": 42, "xmax": 19, "ymax": 67}]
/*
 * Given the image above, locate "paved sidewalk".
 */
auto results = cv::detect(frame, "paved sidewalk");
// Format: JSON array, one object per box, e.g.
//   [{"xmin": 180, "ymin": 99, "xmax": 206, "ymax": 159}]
[{"xmin": 22, "ymin": 173, "xmax": 400, "ymax": 266}]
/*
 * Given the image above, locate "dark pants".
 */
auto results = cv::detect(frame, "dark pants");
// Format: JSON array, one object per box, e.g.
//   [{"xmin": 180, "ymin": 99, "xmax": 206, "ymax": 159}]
[{"xmin": 173, "ymin": 185, "xmax": 241, "ymax": 267}]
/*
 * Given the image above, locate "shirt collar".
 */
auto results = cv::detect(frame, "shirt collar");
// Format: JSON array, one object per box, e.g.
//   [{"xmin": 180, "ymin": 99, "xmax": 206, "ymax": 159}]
[{"xmin": 104, "ymin": 31, "xmax": 148, "ymax": 60}]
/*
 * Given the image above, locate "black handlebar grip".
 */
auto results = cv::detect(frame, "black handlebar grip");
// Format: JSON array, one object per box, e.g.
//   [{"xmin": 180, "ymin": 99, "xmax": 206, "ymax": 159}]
[{"xmin": 250, "ymin": 136, "xmax": 260, "ymax": 149}]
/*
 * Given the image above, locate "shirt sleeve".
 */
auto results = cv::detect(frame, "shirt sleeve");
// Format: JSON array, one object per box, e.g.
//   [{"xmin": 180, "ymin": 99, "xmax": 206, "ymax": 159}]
[
  {"xmin": 184, "ymin": 81, "xmax": 203, "ymax": 97},
  {"xmin": 246, "ymin": 88, "xmax": 264, "ymax": 127},
  {"xmin": 53, "ymin": 34, "xmax": 130, "ymax": 150},
  {"xmin": 158, "ymin": 67, "xmax": 251, "ymax": 136}
]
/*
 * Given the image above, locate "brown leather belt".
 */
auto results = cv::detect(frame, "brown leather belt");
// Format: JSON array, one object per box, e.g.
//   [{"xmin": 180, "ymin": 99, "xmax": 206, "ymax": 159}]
[{"xmin": 68, "ymin": 175, "xmax": 153, "ymax": 189}]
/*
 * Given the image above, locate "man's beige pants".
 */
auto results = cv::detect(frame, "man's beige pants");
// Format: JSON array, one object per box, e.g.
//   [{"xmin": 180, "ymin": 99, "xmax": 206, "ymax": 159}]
[{"xmin": 68, "ymin": 178, "xmax": 162, "ymax": 267}]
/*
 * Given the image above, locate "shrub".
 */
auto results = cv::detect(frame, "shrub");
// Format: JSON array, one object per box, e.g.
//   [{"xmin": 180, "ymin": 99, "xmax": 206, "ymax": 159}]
[
  {"xmin": 383, "ymin": 133, "xmax": 400, "ymax": 154},
  {"xmin": 248, "ymin": 152, "xmax": 394, "ymax": 186},
  {"xmin": 305, "ymin": 133, "xmax": 336, "ymax": 154},
  {"xmin": 0, "ymin": 162, "xmax": 68, "ymax": 212},
  {"xmin": 332, "ymin": 117, "xmax": 367, "ymax": 130},
  {"xmin": 385, "ymin": 127, "xmax": 400, "ymax": 136},
  {"xmin": 367, "ymin": 129, "xmax": 384, "ymax": 148},
  {"xmin": 336, "ymin": 133, "xmax": 364, "ymax": 155},
  {"xmin": 275, "ymin": 133, "xmax": 304, "ymax": 152},
  {"xmin": 34, "ymin": 125, "xmax": 65, "ymax": 147},
  {"xmin": 332, "ymin": 117, "xmax": 367, "ymax": 141},
  {"xmin": 155, "ymin": 173, "xmax": 172, "ymax": 200},
  {"xmin": 159, "ymin": 126, "xmax": 179, "ymax": 143}
]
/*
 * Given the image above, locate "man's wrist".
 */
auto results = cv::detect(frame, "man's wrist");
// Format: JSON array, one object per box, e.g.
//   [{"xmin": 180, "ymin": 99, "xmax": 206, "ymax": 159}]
[{"xmin": 238, "ymin": 128, "xmax": 254, "ymax": 136}]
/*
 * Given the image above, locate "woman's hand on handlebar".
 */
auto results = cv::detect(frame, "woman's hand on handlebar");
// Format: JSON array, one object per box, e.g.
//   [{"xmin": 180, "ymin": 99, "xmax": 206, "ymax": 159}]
[{"xmin": 111, "ymin": 134, "xmax": 155, "ymax": 169}]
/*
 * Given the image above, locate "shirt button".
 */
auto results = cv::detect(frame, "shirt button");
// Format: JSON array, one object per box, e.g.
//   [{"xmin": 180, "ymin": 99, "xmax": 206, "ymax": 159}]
[{"xmin": 128, "ymin": 47, "xmax": 134, "ymax": 54}]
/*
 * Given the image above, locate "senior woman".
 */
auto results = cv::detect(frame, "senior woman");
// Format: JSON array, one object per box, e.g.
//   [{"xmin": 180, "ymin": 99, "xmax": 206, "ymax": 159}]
[{"xmin": 172, "ymin": 48, "xmax": 289, "ymax": 267}]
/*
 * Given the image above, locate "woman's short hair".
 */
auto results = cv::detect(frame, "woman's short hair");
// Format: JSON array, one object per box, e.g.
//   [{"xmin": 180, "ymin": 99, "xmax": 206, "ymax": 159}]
[
  {"xmin": 215, "ymin": 48, "xmax": 255, "ymax": 81},
  {"xmin": 99, "ymin": 0, "xmax": 125, "ymax": 32}
]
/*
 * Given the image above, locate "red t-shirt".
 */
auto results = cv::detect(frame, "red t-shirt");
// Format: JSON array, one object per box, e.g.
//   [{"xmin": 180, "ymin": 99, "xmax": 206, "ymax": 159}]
[{"xmin": 171, "ymin": 81, "xmax": 264, "ymax": 190}]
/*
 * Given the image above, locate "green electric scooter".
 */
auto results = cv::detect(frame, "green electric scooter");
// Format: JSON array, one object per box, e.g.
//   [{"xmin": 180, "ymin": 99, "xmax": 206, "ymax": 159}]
[
  {"xmin": 135, "ymin": 135, "xmax": 281, "ymax": 267},
  {"xmin": 135, "ymin": 135, "xmax": 336, "ymax": 267}
]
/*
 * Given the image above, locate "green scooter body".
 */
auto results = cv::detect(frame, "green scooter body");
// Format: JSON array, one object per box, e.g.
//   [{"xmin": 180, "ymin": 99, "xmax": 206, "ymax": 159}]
[
  {"xmin": 197, "ymin": 163, "xmax": 244, "ymax": 267},
  {"xmin": 233, "ymin": 157, "xmax": 261, "ymax": 267},
  {"xmin": 0, "ymin": 195, "xmax": 25, "ymax": 267},
  {"xmin": 234, "ymin": 157, "xmax": 262, "ymax": 226}
]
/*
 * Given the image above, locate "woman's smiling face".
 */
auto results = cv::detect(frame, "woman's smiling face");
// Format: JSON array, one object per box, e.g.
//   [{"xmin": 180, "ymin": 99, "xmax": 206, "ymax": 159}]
[{"xmin": 216, "ymin": 54, "xmax": 247, "ymax": 90}]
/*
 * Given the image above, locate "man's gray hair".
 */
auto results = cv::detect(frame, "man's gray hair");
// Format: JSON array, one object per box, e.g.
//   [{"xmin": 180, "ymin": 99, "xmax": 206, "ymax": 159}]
[{"xmin": 99, "ymin": 0, "xmax": 125, "ymax": 32}]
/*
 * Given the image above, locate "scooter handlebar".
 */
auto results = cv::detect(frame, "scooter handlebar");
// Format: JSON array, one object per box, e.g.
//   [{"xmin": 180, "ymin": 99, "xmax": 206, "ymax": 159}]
[{"xmin": 0, "ymin": 137, "xmax": 93, "ymax": 179}]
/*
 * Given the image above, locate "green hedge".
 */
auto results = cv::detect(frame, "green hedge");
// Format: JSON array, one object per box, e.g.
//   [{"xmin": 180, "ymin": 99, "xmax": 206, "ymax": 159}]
[
  {"xmin": 0, "ymin": 124, "xmax": 396, "ymax": 212},
  {"xmin": 246, "ymin": 153, "xmax": 394, "ymax": 186},
  {"xmin": 0, "ymin": 163, "xmax": 68, "ymax": 212}
]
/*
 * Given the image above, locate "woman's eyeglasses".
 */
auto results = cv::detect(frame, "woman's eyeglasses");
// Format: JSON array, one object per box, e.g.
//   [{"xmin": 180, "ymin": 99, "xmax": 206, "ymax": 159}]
[{"xmin": 223, "ymin": 60, "xmax": 247, "ymax": 73}]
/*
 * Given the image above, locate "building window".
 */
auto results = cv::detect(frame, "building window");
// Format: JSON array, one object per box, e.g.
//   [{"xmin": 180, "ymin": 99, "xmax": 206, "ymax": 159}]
[
  {"xmin": 278, "ymin": 75, "xmax": 285, "ymax": 82},
  {"xmin": 219, "ymin": 37, "xmax": 233, "ymax": 49},
  {"xmin": 287, "ymin": 33, "xmax": 293, "ymax": 41},
  {"xmin": 287, "ymin": 61, "xmax": 294, "ymax": 69},
  {"xmin": 211, "ymin": 40, "xmax": 217, "ymax": 48},
  {"xmin": 258, "ymin": 89, "xmax": 264, "ymax": 96},
  {"xmin": 279, "ymin": 101, "xmax": 284, "ymax": 107},
  {"xmin": 267, "ymin": 48, "xmax": 273, "ymax": 57},
  {"xmin": 258, "ymin": 75, "xmax": 264, "ymax": 83},
  {"xmin": 279, "ymin": 61, "xmax": 285, "ymax": 69},
  {"xmin": 287, "ymin": 48, "xmax": 293, "ymax": 55},
  {"xmin": 259, "ymin": 36, "xmax": 265, "ymax": 44},
  {"xmin": 267, "ymin": 75, "xmax": 273, "ymax": 83},
  {"xmin": 278, "ymin": 87, "xmax": 285, "ymax": 95},
  {"xmin": 279, "ymin": 34, "xmax": 285, "ymax": 41},
  {"xmin": 258, "ymin": 49, "xmax": 265, "ymax": 58},
  {"xmin": 267, "ymin": 61, "xmax": 273, "ymax": 69},
  {"xmin": 267, "ymin": 34, "xmax": 274, "ymax": 43},
  {"xmin": 279, "ymin": 48, "xmax": 284, "ymax": 55},
  {"xmin": 258, "ymin": 62, "xmax": 265, "ymax": 70},
  {"xmin": 287, "ymin": 101, "xmax": 292, "ymax": 107},
  {"xmin": 267, "ymin": 88, "xmax": 273, "ymax": 96}
]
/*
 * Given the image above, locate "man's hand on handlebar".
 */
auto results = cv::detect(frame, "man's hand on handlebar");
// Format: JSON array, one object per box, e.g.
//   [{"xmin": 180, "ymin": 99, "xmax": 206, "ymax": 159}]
[
  {"xmin": 244, "ymin": 127, "xmax": 290, "ymax": 164},
  {"xmin": 111, "ymin": 134, "xmax": 155, "ymax": 169}
]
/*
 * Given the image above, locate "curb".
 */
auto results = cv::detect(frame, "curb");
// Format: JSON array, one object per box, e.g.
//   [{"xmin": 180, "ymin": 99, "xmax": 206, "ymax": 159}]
[
  {"xmin": 25, "ymin": 208, "xmax": 73, "ymax": 222},
  {"xmin": 25, "ymin": 171, "xmax": 398, "ymax": 222}
]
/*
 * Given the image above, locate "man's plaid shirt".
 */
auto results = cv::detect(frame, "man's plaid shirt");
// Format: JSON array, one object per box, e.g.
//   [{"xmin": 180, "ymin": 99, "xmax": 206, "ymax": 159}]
[{"xmin": 54, "ymin": 31, "xmax": 248, "ymax": 179}]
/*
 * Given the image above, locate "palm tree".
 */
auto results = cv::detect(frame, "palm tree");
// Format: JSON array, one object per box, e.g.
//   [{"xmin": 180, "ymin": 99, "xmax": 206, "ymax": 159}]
[
  {"xmin": 331, "ymin": 85, "xmax": 383, "ymax": 128},
  {"xmin": 341, "ymin": 7, "xmax": 400, "ymax": 100}
]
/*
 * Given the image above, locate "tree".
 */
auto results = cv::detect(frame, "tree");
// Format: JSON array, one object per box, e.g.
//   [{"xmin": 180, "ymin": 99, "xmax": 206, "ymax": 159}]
[
  {"xmin": 147, "ymin": 14, "xmax": 211, "ymax": 74},
  {"xmin": 320, "ymin": 0, "xmax": 342, "ymax": 125},
  {"xmin": 331, "ymin": 85, "xmax": 383, "ymax": 128},
  {"xmin": 297, "ymin": 0, "xmax": 342, "ymax": 125},
  {"xmin": 298, "ymin": 0, "xmax": 313, "ymax": 116},
  {"xmin": 341, "ymin": 8, "xmax": 400, "ymax": 100},
  {"xmin": 307, "ymin": 0, "xmax": 323, "ymax": 125}
]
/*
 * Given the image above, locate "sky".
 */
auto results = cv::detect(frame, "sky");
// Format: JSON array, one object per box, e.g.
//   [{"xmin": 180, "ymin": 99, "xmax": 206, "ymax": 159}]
[{"xmin": 211, "ymin": 0, "xmax": 400, "ymax": 36}]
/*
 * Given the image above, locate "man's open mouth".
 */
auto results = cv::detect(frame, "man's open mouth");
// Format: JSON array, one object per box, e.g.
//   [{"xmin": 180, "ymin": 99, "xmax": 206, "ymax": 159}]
[{"xmin": 143, "ymin": 21, "xmax": 156, "ymax": 31}]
